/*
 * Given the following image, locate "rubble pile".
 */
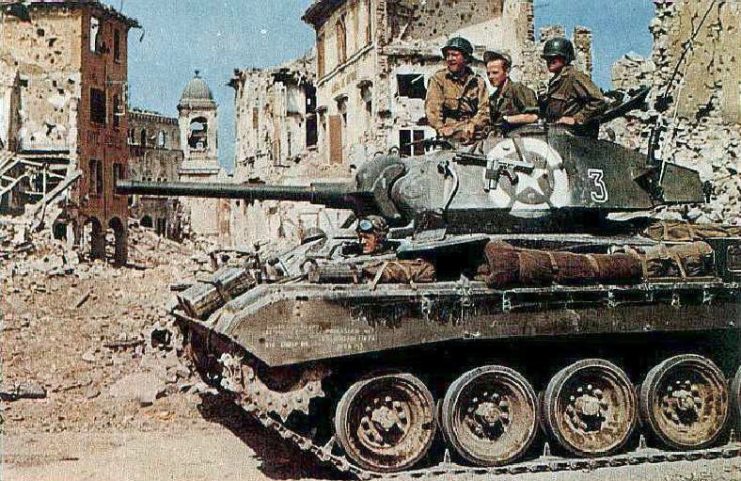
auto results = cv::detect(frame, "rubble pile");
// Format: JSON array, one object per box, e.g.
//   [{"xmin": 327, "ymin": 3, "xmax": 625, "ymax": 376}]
[
  {"xmin": 608, "ymin": 0, "xmax": 741, "ymax": 225},
  {"xmin": 1, "ymin": 220, "xmax": 219, "ymax": 434}
]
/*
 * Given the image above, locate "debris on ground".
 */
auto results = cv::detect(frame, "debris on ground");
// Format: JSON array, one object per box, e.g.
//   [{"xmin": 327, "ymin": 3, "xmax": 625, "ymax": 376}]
[{"xmin": 1, "ymin": 219, "xmax": 217, "ymax": 434}]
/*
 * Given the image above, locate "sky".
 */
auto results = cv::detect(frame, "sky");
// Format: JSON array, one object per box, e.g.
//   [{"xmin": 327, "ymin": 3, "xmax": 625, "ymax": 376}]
[{"xmin": 108, "ymin": 0, "xmax": 656, "ymax": 169}]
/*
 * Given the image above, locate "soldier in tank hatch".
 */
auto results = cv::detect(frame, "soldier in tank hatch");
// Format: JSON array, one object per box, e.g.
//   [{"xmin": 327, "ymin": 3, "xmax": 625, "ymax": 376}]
[
  {"xmin": 355, "ymin": 216, "xmax": 436, "ymax": 283},
  {"xmin": 356, "ymin": 215, "xmax": 390, "ymax": 255},
  {"xmin": 540, "ymin": 37, "xmax": 608, "ymax": 138},
  {"xmin": 484, "ymin": 50, "xmax": 539, "ymax": 136},
  {"xmin": 425, "ymin": 37, "xmax": 490, "ymax": 145}
]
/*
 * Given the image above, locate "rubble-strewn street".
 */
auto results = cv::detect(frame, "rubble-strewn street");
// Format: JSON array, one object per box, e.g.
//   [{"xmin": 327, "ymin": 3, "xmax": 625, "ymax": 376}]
[{"xmin": 1, "ymin": 221, "xmax": 209, "ymax": 434}]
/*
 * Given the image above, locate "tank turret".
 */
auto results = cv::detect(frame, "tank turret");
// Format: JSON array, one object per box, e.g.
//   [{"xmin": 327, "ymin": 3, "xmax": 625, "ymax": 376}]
[{"xmin": 117, "ymin": 124, "xmax": 704, "ymax": 234}]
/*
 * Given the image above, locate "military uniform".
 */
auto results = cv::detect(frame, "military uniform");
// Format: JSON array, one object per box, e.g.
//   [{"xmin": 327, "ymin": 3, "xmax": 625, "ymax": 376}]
[
  {"xmin": 489, "ymin": 79, "xmax": 539, "ymax": 136},
  {"xmin": 542, "ymin": 65, "xmax": 608, "ymax": 137},
  {"xmin": 425, "ymin": 66, "xmax": 490, "ymax": 143}
]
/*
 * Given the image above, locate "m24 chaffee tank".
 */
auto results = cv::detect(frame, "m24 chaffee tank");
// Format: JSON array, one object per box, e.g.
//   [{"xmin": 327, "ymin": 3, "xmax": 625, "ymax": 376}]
[{"xmin": 117, "ymin": 123, "xmax": 741, "ymax": 478}]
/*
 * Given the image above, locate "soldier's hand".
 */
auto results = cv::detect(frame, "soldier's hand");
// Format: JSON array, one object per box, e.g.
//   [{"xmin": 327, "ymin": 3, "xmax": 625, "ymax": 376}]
[{"xmin": 556, "ymin": 116, "xmax": 576, "ymax": 126}]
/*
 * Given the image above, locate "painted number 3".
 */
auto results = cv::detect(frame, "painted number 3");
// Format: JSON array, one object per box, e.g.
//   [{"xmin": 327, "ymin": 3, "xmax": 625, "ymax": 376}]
[{"xmin": 588, "ymin": 169, "xmax": 608, "ymax": 203}]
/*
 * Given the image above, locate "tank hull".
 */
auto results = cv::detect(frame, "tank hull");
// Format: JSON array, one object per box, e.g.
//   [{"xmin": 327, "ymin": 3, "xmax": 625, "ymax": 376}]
[{"xmin": 196, "ymin": 280, "xmax": 740, "ymax": 367}]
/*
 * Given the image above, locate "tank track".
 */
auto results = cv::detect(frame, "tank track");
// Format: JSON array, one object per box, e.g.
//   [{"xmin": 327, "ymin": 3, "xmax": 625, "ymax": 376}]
[{"xmin": 216, "ymin": 355, "xmax": 741, "ymax": 480}]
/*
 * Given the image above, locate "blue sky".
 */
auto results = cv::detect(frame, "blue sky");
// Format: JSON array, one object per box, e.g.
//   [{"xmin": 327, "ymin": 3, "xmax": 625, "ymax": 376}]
[{"xmin": 110, "ymin": 0, "xmax": 655, "ymax": 168}]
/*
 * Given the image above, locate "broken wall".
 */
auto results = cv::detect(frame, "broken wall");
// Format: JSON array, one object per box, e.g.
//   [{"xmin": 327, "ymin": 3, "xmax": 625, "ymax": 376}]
[
  {"xmin": 0, "ymin": 10, "xmax": 84, "ymax": 154},
  {"xmin": 610, "ymin": 0, "xmax": 740, "ymax": 224},
  {"xmin": 388, "ymin": 0, "xmax": 504, "ymax": 41},
  {"xmin": 232, "ymin": 52, "xmax": 316, "ymax": 183}
]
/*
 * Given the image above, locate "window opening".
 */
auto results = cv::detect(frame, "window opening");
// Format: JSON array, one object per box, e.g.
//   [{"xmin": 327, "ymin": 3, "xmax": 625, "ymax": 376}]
[
  {"xmin": 399, "ymin": 129, "xmax": 425, "ymax": 157},
  {"xmin": 113, "ymin": 95, "xmax": 121, "ymax": 127},
  {"xmin": 336, "ymin": 16, "xmax": 347, "ymax": 64},
  {"xmin": 90, "ymin": 88, "xmax": 106, "ymax": 124},
  {"xmin": 113, "ymin": 29, "xmax": 121, "ymax": 62},
  {"xmin": 397, "ymin": 74, "xmax": 427, "ymax": 99},
  {"xmin": 90, "ymin": 17, "xmax": 101, "ymax": 53},
  {"xmin": 188, "ymin": 117, "xmax": 208, "ymax": 150}
]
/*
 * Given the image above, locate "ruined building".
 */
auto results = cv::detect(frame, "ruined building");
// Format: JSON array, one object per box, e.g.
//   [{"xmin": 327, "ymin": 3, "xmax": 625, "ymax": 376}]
[
  {"xmin": 227, "ymin": 52, "xmax": 343, "ymax": 248},
  {"xmin": 610, "ymin": 0, "xmax": 740, "ymax": 224},
  {"xmin": 177, "ymin": 71, "xmax": 228, "ymax": 238},
  {"xmin": 231, "ymin": 53, "xmax": 317, "ymax": 182},
  {"xmin": 127, "ymin": 108, "xmax": 184, "ymax": 238},
  {"xmin": 302, "ymin": 0, "xmax": 538, "ymax": 166},
  {"xmin": 0, "ymin": 0, "xmax": 138, "ymax": 263},
  {"xmin": 227, "ymin": 0, "xmax": 594, "ymax": 246}
]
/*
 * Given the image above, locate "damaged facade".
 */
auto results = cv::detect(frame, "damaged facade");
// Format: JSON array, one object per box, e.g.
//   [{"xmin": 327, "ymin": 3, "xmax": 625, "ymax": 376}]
[
  {"xmin": 127, "ymin": 109, "xmax": 184, "ymax": 239},
  {"xmin": 0, "ymin": 0, "xmax": 139, "ymax": 263},
  {"xmin": 610, "ymin": 0, "xmax": 740, "ymax": 224},
  {"xmin": 228, "ymin": 0, "xmax": 594, "ymax": 246},
  {"xmin": 228, "ymin": 52, "xmax": 348, "ymax": 248}
]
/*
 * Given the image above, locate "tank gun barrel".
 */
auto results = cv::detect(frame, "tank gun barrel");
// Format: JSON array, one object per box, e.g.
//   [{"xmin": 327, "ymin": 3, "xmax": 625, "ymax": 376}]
[{"xmin": 115, "ymin": 180, "xmax": 370, "ymax": 211}]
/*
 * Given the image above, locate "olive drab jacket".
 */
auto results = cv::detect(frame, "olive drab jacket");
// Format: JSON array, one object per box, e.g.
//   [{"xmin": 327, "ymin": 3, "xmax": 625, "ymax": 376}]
[
  {"xmin": 425, "ymin": 67, "xmax": 490, "ymax": 143},
  {"xmin": 542, "ymin": 65, "xmax": 608, "ymax": 137},
  {"xmin": 489, "ymin": 79, "xmax": 539, "ymax": 135}
]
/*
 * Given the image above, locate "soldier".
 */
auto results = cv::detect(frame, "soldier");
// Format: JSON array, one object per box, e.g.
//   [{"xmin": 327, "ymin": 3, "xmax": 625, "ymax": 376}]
[
  {"xmin": 541, "ymin": 37, "xmax": 608, "ymax": 138},
  {"xmin": 425, "ymin": 37, "xmax": 489, "ymax": 144},
  {"xmin": 484, "ymin": 50, "xmax": 539, "ymax": 136},
  {"xmin": 356, "ymin": 215, "xmax": 390, "ymax": 255},
  {"xmin": 356, "ymin": 216, "xmax": 436, "ymax": 283}
]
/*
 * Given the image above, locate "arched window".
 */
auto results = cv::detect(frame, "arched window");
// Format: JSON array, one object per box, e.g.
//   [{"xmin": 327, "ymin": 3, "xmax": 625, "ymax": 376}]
[
  {"xmin": 157, "ymin": 130, "xmax": 166, "ymax": 148},
  {"xmin": 140, "ymin": 129, "xmax": 147, "ymax": 147},
  {"xmin": 188, "ymin": 117, "xmax": 208, "ymax": 150}
]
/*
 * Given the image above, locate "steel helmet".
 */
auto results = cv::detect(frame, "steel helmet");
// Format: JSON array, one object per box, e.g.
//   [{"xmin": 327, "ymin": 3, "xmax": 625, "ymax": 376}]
[
  {"xmin": 442, "ymin": 37, "xmax": 474, "ymax": 59},
  {"xmin": 356, "ymin": 216, "xmax": 389, "ymax": 239},
  {"xmin": 541, "ymin": 37, "xmax": 575, "ymax": 64}
]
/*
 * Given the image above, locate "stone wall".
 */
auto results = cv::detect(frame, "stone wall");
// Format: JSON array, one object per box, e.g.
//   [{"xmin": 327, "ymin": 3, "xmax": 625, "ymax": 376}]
[
  {"xmin": 231, "ymin": 52, "xmax": 316, "ymax": 183},
  {"xmin": 609, "ymin": 0, "xmax": 740, "ymax": 224}
]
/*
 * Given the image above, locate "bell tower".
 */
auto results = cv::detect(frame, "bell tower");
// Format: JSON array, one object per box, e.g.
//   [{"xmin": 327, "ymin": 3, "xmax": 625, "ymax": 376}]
[{"xmin": 177, "ymin": 70, "xmax": 224, "ymax": 236}]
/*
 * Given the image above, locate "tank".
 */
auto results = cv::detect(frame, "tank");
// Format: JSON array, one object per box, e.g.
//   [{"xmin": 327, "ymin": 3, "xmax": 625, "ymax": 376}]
[{"xmin": 116, "ymin": 121, "xmax": 741, "ymax": 477}]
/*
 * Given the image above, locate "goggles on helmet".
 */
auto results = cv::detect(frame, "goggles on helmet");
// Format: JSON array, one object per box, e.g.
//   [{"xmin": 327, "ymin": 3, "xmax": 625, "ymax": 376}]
[{"xmin": 357, "ymin": 219, "xmax": 375, "ymax": 234}]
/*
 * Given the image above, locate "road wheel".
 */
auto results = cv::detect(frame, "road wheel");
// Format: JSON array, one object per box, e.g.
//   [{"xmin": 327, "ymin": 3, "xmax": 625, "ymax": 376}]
[
  {"xmin": 334, "ymin": 373, "xmax": 436, "ymax": 472},
  {"xmin": 441, "ymin": 365, "xmax": 538, "ymax": 466},
  {"xmin": 640, "ymin": 355, "xmax": 729, "ymax": 450},
  {"xmin": 543, "ymin": 359, "xmax": 637, "ymax": 457},
  {"xmin": 732, "ymin": 366, "xmax": 741, "ymax": 431}
]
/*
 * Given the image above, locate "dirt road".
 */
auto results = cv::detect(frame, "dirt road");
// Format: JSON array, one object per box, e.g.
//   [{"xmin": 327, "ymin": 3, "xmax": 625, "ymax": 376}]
[{"xmin": 4, "ymin": 426, "xmax": 740, "ymax": 481}]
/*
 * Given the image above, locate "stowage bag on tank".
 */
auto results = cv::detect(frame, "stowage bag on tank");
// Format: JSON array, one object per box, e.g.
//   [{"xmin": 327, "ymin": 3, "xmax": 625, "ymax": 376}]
[
  {"xmin": 643, "ymin": 221, "xmax": 741, "ymax": 241},
  {"xmin": 632, "ymin": 241, "xmax": 714, "ymax": 279},
  {"xmin": 361, "ymin": 258, "xmax": 436, "ymax": 284},
  {"xmin": 480, "ymin": 241, "xmax": 642, "ymax": 288}
]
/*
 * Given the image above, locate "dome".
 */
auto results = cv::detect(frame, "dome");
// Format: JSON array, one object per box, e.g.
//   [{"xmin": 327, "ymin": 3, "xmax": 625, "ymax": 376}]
[{"xmin": 180, "ymin": 70, "xmax": 214, "ymax": 103}]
